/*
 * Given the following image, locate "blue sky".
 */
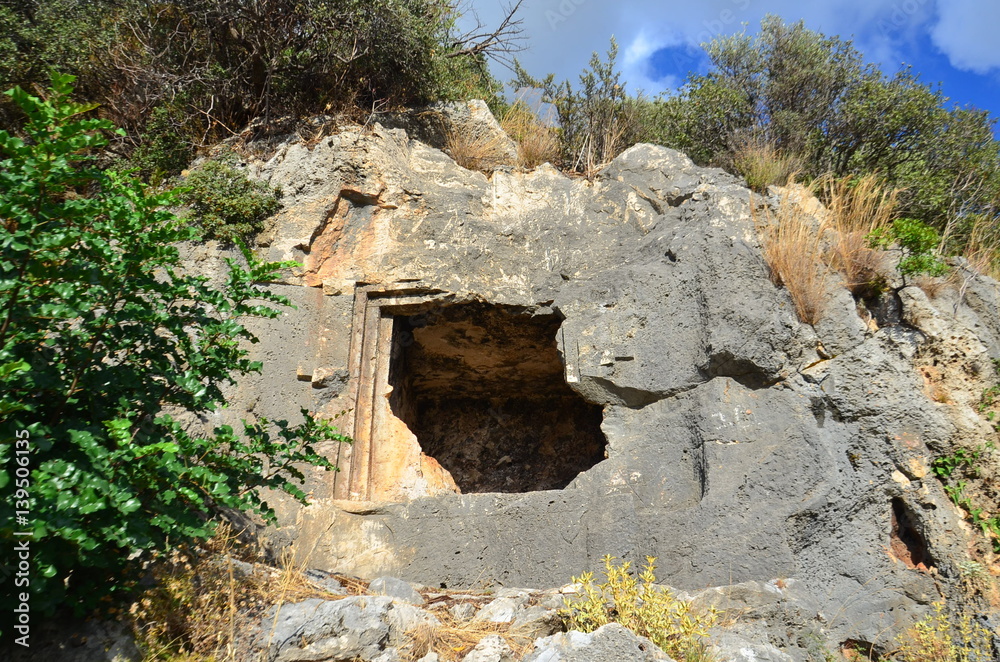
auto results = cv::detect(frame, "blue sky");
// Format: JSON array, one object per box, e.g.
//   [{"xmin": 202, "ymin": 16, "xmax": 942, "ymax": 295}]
[{"xmin": 459, "ymin": 0, "xmax": 1000, "ymax": 122}]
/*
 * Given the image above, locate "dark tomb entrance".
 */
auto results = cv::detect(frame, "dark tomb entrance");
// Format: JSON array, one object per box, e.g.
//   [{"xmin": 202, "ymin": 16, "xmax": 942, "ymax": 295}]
[{"xmin": 388, "ymin": 303, "xmax": 606, "ymax": 493}]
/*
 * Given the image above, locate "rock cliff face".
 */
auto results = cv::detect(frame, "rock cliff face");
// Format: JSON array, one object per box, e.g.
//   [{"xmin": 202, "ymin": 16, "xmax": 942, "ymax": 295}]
[{"xmin": 186, "ymin": 116, "xmax": 1000, "ymax": 659}]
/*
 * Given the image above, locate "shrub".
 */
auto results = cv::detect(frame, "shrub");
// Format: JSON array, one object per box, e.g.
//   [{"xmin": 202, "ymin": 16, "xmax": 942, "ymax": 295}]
[
  {"xmin": 513, "ymin": 38, "xmax": 646, "ymax": 174},
  {"xmin": 178, "ymin": 150, "xmax": 282, "ymax": 242},
  {"xmin": 123, "ymin": 105, "xmax": 195, "ymax": 186},
  {"xmin": 869, "ymin": 217, "xmax": 949, "ymax": 280},
  {"xmin": 754, "ymin": 186, "xmax": 829, "ymax": 324},
  {"xmin": 561, "ymin": 555, "xmax": 717, "ymax": 662},
  {"xmin": 890, "ymin": 601, "xmax": 993, "ymax": 662},
  {"xmin": 0, "ymin": 75, "xmax": 348, "ymax": 622}
]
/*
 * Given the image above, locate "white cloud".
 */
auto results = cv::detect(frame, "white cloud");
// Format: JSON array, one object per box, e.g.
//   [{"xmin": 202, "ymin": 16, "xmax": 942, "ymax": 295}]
[{"xmin": 930, "ymin": 0, "xmax": 1000, "ymax": 74}]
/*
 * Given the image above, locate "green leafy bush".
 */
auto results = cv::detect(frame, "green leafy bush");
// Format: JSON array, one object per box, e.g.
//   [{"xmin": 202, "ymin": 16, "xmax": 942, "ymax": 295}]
[
  {"xmin": 0, "ymin": 75, "xmax": 348, "ymax": 621},
  {"xmin": 868, "ymin": 217, "xmax": 949, "ymax": 278},
  {"xmin": 2, "ymin": 1, "xmax": 510, "ymax": 146},
  {"xmin": 178, "ymin": 151, "xmax": 282, "ymax": 242}
]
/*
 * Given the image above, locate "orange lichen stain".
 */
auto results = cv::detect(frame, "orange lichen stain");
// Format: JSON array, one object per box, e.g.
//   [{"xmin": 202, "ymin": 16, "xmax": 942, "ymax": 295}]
[{"xmin": 302, "ymin": 189, "xmax": 394, "ymax": 288}]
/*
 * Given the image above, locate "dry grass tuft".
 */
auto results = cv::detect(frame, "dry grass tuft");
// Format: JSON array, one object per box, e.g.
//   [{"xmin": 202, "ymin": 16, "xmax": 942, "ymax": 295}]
[
  {"xmin": 444, "ymin": 127, "xmax": 513, "ymax": 173},
  {"xmin": 400, "ymin": 609, "xmax": 535, "ymax": 662},
  {"xmin": 500, "ymin": 100, "xmax": 560, "ymax": 169},
  {"xmin": 754, "ymin": 184, "xmax": 830, "ymax": 325},
  {"xmin": 961, "ymin": 215, "xmax": 1000, "ymax": 280},
  {"xmin": 815, "ymin": 173, "xmax": 897, "ymax": 298},
  {"xmin": 731, "ymin": 137, "xmax": 803, "ymax": 192}
]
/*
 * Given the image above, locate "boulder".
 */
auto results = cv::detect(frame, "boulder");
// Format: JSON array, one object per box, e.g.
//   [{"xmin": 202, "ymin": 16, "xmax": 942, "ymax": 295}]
[
  {"xmin": 253, "ymin": 596, "xmax": 392, "ymax": 661},
  {"xmin": 369, "ymin": 576, "xmax": 425, "ymax": 604},
  {"xmin": 462, "ymin": 634, "xmax": 515, "ymax": 662},
  {"xmin": 524, "ymin": 623, "xmax": 674, "ymax": 662}
]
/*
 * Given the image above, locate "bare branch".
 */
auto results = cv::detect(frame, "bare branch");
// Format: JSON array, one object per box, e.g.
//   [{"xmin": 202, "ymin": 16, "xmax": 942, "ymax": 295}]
[{"xmin": 447, "ymin": 0, "xmax": 526, "ymax": 69}]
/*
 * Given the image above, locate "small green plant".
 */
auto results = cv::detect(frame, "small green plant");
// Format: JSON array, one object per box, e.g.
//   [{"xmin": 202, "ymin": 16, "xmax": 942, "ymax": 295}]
[
  {"xmin": 890, "ymin": 601, "xmax": 993, "ymax": 662},
  {"xmin": 868, "ymin": 217, "xmax": 949, "ymax": 280},
  {"xmin": 931, "ymin": 444, "xmax": 993, "ymax": 479},
  {"xmin": 561, "ymin": 555, "xmax": 718, "ymax": 662},
  {"xmin": 177, "ymin": 150, "xmax": 282, "ymax": 242},
  {"xmin": 941, "ymin": 482, "xmax": 1000, "ymax": 553}
]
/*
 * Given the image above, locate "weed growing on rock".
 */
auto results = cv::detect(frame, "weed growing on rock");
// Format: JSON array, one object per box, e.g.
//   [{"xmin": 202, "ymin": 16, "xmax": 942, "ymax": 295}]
[
  {"xmin": 868, "ymin": 217, "xmax": 949, "ymax": 281},
  {"xmin": 754, "ymin": 187, "xmax": 829, "ymax": 324},
  {"xmin": 816, "ymin": 173, "xmax": 897, "ymax": 299},
  {"xmin": 560, "ymin": 555, "xmax": 718, "ymax": 662},
  {"xmin": 931, "ymin": 444, "xmax": 993, "ymax": 480},
  {"xmin": 889, "ymin": 601, "xmax": 993, "ymax": 662},
  {"xmin": 731, "ymin": 137, "xmax": 802, "ymax": 192},
  {"xmin": 500, "ymin": 99, "xmax": 559, "ymax": 169}
]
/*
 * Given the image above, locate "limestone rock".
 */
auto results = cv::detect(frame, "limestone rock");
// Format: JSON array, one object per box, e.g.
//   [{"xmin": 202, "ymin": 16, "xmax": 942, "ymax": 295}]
[
  {"xmin": 524, "ymin": 623, "xmax": 675, "ymax": 662},
  {"xmin": 253, "ymin": 596, "xmax": 393, "ymax": 661},
  {"xmin": 712, "ymin": 632, "xmax": 796, "ymax": 662},
  {"xmin": 512, "ymin": 606, "xmax": 563, "ymax": 639},
  {"xmin": 181, "ymin": 122, "xmax": 1000, "ymax": 658},
  {"xmin": 474, "ymin": 596, "xmax": 525, "ymax": 623},
  {"xmin": 369, "ymin": 576, "xmax": 425, "ymax": 604},
  {"xmin": 450, "ymin": 602, "xmax": 477, "ymax": 621},
  {"xmin": 462, "ymin": 634, "xmax": 515, "ymax": 662}
]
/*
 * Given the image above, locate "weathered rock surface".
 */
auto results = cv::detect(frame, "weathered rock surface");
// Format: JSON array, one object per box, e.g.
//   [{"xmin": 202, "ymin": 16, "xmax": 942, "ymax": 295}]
[
  {"xmin": 524, "ymin": 623, "xmax": 674, "ymax": 662},
  {"xmin": 176, "ymin": 111, "xmax": 1000, "ymax": 659},
  {"xmin": 369, "ymin": 575, "xmax": 426, "ymax": 604},
  {"xmin": 9, "ymin": 619, "xmax": 141, "ymax": 662}
]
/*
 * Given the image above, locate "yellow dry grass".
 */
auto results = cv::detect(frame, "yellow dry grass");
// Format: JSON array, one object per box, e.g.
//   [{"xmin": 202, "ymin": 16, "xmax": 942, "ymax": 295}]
[
  {"xmin": 731, "ymin": 138, "xmax": 803, "ymax": 192},
  {"xmin": 500, "ymin": 100, "xmax": 560, "ymax": 169},
  {"xmin": 444, "ymin": 126, "xmax": 512, "ymax": 173},
  {"xmin": 754, "ymin": 183, "xmax": 830, "ymax": 325},
  {"xmin": 815, "ymin": 173, "xmax": 897, "ymax": 298},
  {"xmin": 961, "ymin": 215, "xmax": 1000, "ymax": 280},
  {"xmin": 401, "ymin": 609, "xmax": 535, "ymax": 662}
]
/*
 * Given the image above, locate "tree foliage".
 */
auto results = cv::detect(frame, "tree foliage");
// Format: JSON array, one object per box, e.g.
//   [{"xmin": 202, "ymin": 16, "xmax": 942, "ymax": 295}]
[
  {"xmin": 512, "ymin": 39, "xmax": 646, "ymax": 173},
  {"xmin": 516, "ymin": 16, "xmax": 1000, "ymax": 252},
  {"xmin": 0, "ymin": 75, "xmax": 348, "ymax": 620},
  {"xmin": 1, "ymin": 0, "xmax": 515, "ymax": 172}
]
